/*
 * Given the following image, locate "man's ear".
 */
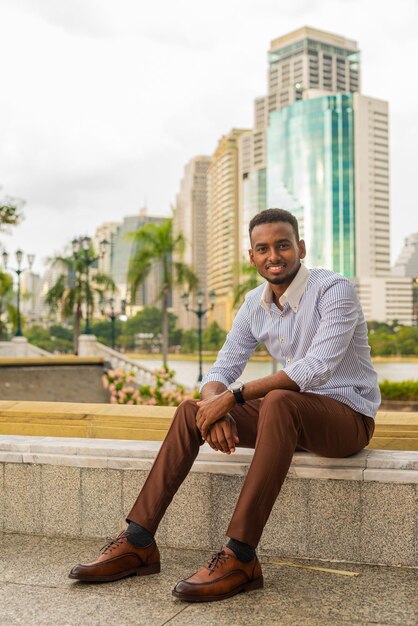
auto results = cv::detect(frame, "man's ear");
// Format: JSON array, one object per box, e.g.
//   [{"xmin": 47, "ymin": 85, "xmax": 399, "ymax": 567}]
[
  {"xmin": 248, "ymin": 248, "xmax": 256, "ymax": 267},
  {"xmin": 299, "ymin": 240, "xmax": 306, "ymax": 259}
]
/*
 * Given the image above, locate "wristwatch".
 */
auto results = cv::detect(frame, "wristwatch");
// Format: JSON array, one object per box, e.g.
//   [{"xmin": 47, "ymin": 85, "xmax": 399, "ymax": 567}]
[{"xmin": 227, "ymin": 380, "xmax": 245, "ymax": 405}]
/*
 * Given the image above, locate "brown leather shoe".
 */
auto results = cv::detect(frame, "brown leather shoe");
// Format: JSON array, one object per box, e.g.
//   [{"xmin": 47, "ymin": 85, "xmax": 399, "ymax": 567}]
[
  {"xmin": 69, "ymin": 532, "xmax": 160, "ymax": 582},
  {"xmin": 172, "ymin": 546, "xmax": 263, "ymax": 602}
]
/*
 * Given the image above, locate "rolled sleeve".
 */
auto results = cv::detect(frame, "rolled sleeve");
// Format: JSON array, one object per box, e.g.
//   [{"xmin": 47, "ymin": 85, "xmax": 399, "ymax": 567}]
[{"xmin": 283, "ymin": 280, "xmax": 359, "ymax": 391}]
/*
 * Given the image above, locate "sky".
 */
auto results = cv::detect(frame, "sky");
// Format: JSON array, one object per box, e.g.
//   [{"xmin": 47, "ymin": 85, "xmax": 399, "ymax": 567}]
[{"xmin": 0, "ymin": 0, "xmax": 417, "ymax": 273}]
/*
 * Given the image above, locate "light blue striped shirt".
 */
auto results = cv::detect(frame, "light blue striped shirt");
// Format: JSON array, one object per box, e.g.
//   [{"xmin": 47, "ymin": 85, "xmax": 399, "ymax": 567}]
[{"xmin": 201, "ymin": 265, "xmax": 381, "ymax": 418}]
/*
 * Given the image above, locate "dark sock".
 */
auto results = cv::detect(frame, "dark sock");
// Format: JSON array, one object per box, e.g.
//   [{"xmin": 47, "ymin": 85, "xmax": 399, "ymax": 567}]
[
  {"xmin": 126, "ymin": 521, "xmax": 154, "ymax": 547},
  {"xmin": 227, "ymin": 538, "xmax": 256, "ymax": 563}
]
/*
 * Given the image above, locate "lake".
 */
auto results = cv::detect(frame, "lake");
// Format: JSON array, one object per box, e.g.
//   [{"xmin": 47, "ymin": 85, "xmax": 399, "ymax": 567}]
[{"xmin": 134, "ymin": 357, "xmax": 418, "ymax": 386}]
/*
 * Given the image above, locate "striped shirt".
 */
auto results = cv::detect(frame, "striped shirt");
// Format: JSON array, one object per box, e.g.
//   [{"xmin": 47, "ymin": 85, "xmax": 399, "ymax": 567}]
[{"xmin": 201, "ymin": 265, "xmax": 381, "ymax": 418}]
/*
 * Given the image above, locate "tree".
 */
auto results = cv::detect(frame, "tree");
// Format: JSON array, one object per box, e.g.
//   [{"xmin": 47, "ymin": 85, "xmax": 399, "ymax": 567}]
[
  {"xmin": 45, "ymin": 245, "xmax": 116, "ymax": 353},
  {"xmin": 0, "ymin": 190, "xmax": 24, "ymax": 232},
  {"xmin": 0, "ymin": 270, "xmax": 15, "ymax": 339},
  {"xmin": 25, "ymin": 324, "xmax": 73, "ymax": 353},
  {"xmin": 128, "ymin": 218, "xmax": 198, "ymax": 366},
  {"xmin": 202, "ymin": 321, "xmax": 227, "ymax": 351},
  {"xmin": 233, "ymin": 260, "xmax": 263, "ymax": 308}
]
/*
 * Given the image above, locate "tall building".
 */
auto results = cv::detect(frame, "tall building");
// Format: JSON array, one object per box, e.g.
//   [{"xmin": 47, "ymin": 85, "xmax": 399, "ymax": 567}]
[
  {"xmin": 266, "ymin": 26, "xmax": 360, "ymax": 112},
  {"xmin": 103, "ymin": 209, "xmax": 167, "ymax": 315},
  {"xmin": 207, "ymin": 129, "xmax": 249, "ymax": 330},
  {"xmin": 392, "ymin": 232, "xmax": 418, "ymax": 324},
  {"xmin": 239, "ymin": 130, "xmax": 267, "ymax": 259},
  {"xmin": 353, "ymin": 94, "xmax": 390, "ymax": 277},
  {"xmin": 173, "ymin": 156, "xmax": 211, "ymax": 329},
  {"xmin": 355, "ymin": 277, "xmax": 415, "ymax": 326},
  {"xmin": 392, "ymin": 233, "xmax": 418, "ymax": 278},
  {"xmin": 268, "ymin": 93, "xmax": 356, "ymax": 277},
  {"xmin": 95, "ymin": 221, "xmax": 121, "ymax": 277},
  {"xmin": 249, "ymin": 26, "xmax": 404, "ymax": 323},
  {"xmin": 239, "ymin": 26, "xmax": 362, "ymax": 258}
]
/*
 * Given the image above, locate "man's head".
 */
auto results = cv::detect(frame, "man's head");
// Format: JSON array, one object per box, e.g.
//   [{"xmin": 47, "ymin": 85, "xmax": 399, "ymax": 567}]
[
  {"xmin": 249, "ymin": 208, "xmax": 299, "ymax": 242},
  {"xmin": 248, "ymin": 209, "xmax": 306, "ymax": 289}
]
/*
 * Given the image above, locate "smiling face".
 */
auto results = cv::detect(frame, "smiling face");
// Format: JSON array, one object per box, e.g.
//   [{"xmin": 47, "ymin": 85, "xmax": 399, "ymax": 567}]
[{"xmin": 249, "ymin": 221, "xmax": 306, "ymax": 293}]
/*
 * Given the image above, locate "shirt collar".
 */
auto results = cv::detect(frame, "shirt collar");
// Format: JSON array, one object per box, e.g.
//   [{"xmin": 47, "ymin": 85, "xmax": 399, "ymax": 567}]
[{"xmin": 260, "ymin": 263, "xmax": 310, "ymax": 313}]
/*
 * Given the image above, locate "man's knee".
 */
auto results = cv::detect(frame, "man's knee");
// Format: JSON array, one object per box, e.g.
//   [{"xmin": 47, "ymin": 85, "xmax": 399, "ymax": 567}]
[
  {"xmin": 173, "ymin": 398, "xmax": 198, "ymax": 422},
  {"xmin": 172, "ymin": 398, "xmax": 202, "ymax": 436},
  {"xmin": 260, "ymin": 390, "xmax": 300, "ymax": 428},
  {"xmin": 262, "ymin": 389, "xmax": 298, "ymax": 408}
]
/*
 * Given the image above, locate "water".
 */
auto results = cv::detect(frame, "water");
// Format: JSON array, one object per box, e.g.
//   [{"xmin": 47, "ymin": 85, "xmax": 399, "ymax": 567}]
[{"xmin": 134, "ymin": 357, "xmax": 418, "ymax": 387}]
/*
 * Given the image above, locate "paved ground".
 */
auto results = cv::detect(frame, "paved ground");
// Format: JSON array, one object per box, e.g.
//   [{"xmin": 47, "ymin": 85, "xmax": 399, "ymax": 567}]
[{"xmin": 0, "ymin": 533, "xmax": 417, "ymax": 626}]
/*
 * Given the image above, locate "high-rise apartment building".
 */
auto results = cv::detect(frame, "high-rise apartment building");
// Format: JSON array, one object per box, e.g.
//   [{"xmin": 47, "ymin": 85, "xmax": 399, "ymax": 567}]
[
  {"xmin": 207, "ymin": 129, "xmax": 248, "ymax": 330},
  {"xmin": 355, "ymin": 277, "xmax": 414, "ymax": 326},
  {"xmin": 392, "ymin": 233, "xmax": 418, "ymax": 278},
  {"xmin": 353, "ymin": 94, "xmax": 390, "ymax": 277},
  {"xmin": 173, "ymin": 156, "xmax": 211, "ymax": 329}
]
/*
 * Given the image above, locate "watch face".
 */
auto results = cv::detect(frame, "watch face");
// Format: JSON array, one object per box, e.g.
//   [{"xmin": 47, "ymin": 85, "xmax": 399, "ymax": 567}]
[{"xmin": 229, "ymin": 381, "xmax": 243, "ymax": 392}]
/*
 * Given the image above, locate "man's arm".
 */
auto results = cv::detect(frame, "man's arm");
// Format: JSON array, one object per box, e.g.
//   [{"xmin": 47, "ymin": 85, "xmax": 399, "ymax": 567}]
[{"xmin": 200, "ymin": 381, "xmax": 227, "ymax": 400}]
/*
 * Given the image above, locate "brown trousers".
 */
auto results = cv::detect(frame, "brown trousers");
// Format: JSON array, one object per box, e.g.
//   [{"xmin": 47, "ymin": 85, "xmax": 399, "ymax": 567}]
[{"xmin": 128, "ymin": 390, "xmax": 375, "ymax": 547}]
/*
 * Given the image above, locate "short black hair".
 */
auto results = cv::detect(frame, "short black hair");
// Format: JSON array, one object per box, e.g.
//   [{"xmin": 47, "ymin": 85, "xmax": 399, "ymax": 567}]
[{"xmin": 249, "ymin": 208, "xmax": 299, "ymax": 242}]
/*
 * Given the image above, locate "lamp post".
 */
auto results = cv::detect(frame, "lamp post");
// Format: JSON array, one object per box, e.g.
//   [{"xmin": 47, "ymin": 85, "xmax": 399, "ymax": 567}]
[
  {"xmin": 72, "ymin": 237, "xmax": 109, "ymax": 334},
  {"xmin": 100, "ymin": 295, "xmax": 127, "ymax": 350},
  {"xmin": 2, "ymin": 249, "xmax": 35, "ymax": 337},
  {"xmin": 181, "ymin": 290, "xmax": 216, "ymax": 382}
]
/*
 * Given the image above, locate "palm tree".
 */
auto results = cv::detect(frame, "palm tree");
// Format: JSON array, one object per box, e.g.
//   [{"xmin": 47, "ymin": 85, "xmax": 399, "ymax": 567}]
[
  {"xmin": 233, "ymin": 260, "xmax": 263, "ymax": 309},
  {"xmin": 128, "ymin": 218, "xmax": 198, "ymax": 367},
  {"xmin": 45, "ymin": 246, "xmax": 115, "ymax": 353}
]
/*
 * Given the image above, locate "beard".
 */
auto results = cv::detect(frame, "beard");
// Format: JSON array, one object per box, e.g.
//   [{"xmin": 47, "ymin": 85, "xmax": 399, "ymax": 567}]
[{"xmin": 264, "ymin": 262, "xmax": 301, "ymax": 286}]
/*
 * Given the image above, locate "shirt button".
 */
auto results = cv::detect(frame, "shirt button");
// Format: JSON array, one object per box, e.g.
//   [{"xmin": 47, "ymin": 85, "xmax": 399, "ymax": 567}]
[
  {"xmin": 286, "ymin": 358, "xmax": 291, "ymax": 364},
  {"xmin": 280, "ymin": 337, "xmax": 285, "ymax": 343}
]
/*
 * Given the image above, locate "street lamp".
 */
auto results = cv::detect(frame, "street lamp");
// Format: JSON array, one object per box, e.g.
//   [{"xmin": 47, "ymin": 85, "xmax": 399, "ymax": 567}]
[
  {"xmin": 2, "ymin": 249, "xmax": 35, "ymax": 337},
  {"xmin": 72, "ymin": 236, "xmax": 109, "ymax": 334},
  {"xmin": 181, "ymin": 290, "xmax": 216, "ymax": 383},
  {"xmin": 100, "ymin": 295, "xmax": 127, "ymax": 350}
]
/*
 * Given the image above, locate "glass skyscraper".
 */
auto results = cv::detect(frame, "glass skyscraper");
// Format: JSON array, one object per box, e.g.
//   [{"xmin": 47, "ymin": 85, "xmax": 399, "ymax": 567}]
[{"xmin": 268, "ymin": 93, "xmax": 356, "ymax": 277}]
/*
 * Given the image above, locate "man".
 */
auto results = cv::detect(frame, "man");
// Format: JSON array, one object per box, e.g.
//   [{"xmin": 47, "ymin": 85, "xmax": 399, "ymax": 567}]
[{"xmin": 70, "ymin": 208, "xmax": 380, "ymax": 602}]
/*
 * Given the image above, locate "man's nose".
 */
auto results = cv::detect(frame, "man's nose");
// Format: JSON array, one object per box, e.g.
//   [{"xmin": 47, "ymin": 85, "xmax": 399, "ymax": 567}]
[{"xmin": 267, "ymin": 247, "xmax": 281, "ymax": 262}]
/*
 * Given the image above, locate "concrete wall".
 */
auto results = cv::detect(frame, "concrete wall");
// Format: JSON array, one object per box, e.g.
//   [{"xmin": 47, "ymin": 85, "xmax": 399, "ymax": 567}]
[
  {"xmin": 0, "ymin": 361, "xmax": 110, "ymax": 403},
  {"xmin": 1, "ymin": 436, "xmax": 417, "ymax": 568}
]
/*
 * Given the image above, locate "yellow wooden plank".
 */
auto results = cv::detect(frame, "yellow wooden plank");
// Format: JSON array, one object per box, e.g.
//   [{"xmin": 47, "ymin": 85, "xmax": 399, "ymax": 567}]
[
  {"xmin": 0, "ymin": 356, "xmax": 105, "ymax": 365},
  {"xmin": 0, "ymin": 400, "xmax": 417, "ymax": 448}
]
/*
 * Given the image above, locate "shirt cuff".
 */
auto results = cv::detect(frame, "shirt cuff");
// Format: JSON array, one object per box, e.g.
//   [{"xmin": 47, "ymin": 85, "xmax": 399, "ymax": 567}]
[
  {"xmin": 282, "ymin": 362, "xmax": 311, "ymax": 392},
  {"xmin": 199, "ymin": 372, "xmax": 231, "ymax": 393}
]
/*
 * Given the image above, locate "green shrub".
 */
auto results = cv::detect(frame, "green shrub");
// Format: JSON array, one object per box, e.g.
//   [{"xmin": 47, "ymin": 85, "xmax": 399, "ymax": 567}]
[{"xmin": 379, "ymin": 379, "xmax": 418, "ymax": 401}]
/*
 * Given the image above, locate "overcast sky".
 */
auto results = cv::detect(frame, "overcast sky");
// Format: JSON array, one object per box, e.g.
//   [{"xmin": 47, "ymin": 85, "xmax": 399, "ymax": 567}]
[{"xmin": 0, "ymin": 0, "xmax": 417, "ymax": 273}]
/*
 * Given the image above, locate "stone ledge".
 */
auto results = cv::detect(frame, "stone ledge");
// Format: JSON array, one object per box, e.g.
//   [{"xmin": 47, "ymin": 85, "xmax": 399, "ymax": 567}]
[
  {"xmin": 1, "ymin": 436, "xmax": 417, "ymax": 567},
  {"xmin": 1, "ymin": 435, "xmax": 418, "ymax": 483}
]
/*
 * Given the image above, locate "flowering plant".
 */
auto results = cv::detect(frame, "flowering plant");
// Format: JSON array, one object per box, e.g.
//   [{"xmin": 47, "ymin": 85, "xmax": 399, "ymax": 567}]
[{"xmin": 102, "ymin": 366, "xmax": 194, "ymax": 406}]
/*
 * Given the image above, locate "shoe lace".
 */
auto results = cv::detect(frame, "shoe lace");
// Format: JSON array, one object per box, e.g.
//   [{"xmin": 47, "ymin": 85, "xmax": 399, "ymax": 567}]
[
  {"xmin": 99, "ymin": 530, "xmax": 128, "ymax": 555},
  {"xmin": 206, "ymin": 549, "xmax": 229, "ymax": 574}
]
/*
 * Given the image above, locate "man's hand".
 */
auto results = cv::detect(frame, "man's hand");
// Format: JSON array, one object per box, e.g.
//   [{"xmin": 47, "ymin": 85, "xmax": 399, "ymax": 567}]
[
  {"xmin": 205, "ymin": 415, "xmax": 239, "ymax": 454},
  {"xmin": 196, "ymin": 391, "xmax": 235, "ymax": 439}
]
